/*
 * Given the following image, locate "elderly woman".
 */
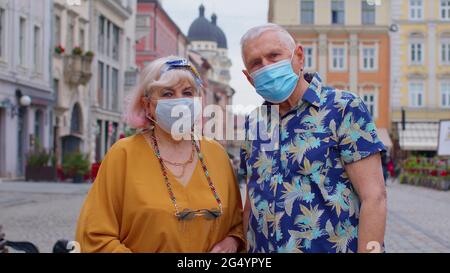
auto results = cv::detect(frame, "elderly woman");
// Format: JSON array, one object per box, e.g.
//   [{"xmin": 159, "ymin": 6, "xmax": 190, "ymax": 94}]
[{"xmin": 76, "ymin": 56, "xmax": 245, "ymax": 253}]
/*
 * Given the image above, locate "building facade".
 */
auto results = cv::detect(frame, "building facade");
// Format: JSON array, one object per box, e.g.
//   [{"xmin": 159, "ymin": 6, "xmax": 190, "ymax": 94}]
[
  {"xmin": 0, "ymin": 0, "xmax": 53, "ymax": 178},
  {"xmin": 88, "ymin": 0, "xmax": 137, "ymax": 163},
  {"xmin": 135, "ymin": 0, "xmax": 188, "ymax": 69},
  {"xmin": 52, "ymin": 0, "xmax": 91, "ymax": 165},
  {"xmin": 268, "ymin": 0, "xmax": 392, "ymax": 149},
  {"xmin": 390, "ymin": 0, "xmax": 450, "ymax": 154}
]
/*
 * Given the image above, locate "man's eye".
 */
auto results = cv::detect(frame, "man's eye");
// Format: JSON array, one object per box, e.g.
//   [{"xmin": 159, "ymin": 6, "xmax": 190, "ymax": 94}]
[{"xmin": 270, "ymin": 53, "xmax": 279, "ymax": 58}]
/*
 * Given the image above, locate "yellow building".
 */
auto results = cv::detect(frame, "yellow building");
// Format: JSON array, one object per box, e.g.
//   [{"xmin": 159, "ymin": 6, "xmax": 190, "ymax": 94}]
[
  {"xmin": 269, "ymin": 0, "xmax": 393, "ymax": 150},
  {"xmin": 391, "ymin": 0, "xmax": 450, "ymax": 153}
]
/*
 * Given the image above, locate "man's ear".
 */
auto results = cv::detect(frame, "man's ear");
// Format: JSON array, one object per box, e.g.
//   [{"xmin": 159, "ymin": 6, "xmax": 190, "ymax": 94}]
[
  {"xmin": 242, "ymin": 69, "xmax": 255, "ymax": 87},
  {"xmin": 293, "ymin": 44, "xmax": 305, "ymax": 67}
]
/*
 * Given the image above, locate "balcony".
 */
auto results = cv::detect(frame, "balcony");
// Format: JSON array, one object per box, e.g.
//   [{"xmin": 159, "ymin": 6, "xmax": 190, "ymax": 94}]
[{"xmin": 63, "ymin": 55, "xmax": 93, "ymax": 86}]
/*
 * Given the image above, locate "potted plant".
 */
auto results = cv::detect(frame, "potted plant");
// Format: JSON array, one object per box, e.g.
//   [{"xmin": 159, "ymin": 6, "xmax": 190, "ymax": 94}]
[
  {"xmin": 62, "ymin": 152, "xmax": 90, "ymax": 183},
  {"xmin": 54, "ymin": 45, "xmax": 65, "ymax": 55},
  {"xmin": 25, "ymin": 141, "xmax": 57, "ymax": 181},
  {"xmin": 72, "ymin": 46, "xmax": 83, "ymax": 56},
  {"xmin": 84, "ymin": 51, "xmax": 94, "ymax": 61}
]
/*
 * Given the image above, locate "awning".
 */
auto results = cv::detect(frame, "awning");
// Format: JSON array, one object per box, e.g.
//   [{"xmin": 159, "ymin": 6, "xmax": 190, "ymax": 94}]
[
  {"xmin": 397, "ymin": 122, "xmax": 439, "ymax": 151},
  {"xmin": 377, "ymin": 128, "xmax": 393, "ymax": 150}
]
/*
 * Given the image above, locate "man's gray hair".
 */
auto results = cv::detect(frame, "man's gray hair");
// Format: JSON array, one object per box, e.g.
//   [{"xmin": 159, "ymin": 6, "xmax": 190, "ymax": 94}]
[{"xmin": 240, "ymin": 23, "xmax": 296, "ymax": 59}]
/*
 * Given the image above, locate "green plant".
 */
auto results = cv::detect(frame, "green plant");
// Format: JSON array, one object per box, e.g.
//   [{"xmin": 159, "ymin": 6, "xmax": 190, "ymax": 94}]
[
  {"xmin": 84, "ymin": 51, "xmax": 94, "ymax": 57},
  {"xmin": 27, "ymin": 139, "xmax": 52, "ymax": 168},
  {"xmin": 72, "ymin": 46, "xmax": 83, "ymax": 55},
  {"xmin": 62, "ymin": 152, "xmax": 90, "ymax": 177}
]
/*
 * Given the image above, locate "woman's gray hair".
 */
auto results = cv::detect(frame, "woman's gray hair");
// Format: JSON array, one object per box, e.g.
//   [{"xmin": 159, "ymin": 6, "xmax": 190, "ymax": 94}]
[{"xmin": 240, "ymin": 23, "xmax": 296, "ymax": 59}]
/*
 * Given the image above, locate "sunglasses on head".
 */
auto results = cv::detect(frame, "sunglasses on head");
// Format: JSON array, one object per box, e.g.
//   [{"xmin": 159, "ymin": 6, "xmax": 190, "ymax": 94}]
[{"xmin": 162, "ymin": 59, "xmax": 203, "ymax": 87}]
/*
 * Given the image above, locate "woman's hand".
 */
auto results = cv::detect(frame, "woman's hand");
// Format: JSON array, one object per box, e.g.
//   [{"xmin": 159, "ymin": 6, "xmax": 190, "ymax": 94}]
[{"xmin": 209, "ymin": 236, "xmax": 240, "ymax": 253}]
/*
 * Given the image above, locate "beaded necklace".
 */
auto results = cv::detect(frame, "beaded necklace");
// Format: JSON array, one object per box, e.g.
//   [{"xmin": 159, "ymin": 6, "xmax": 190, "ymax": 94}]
[{"xmin": 147, "ymin": 128, "xmax": 223, "ymax": 218}]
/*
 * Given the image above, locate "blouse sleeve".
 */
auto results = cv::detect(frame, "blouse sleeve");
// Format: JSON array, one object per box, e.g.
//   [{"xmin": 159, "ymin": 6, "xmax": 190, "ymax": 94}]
[{"xmin": 75, "ymin": 141, "xmax": 132, "ymax": 253}]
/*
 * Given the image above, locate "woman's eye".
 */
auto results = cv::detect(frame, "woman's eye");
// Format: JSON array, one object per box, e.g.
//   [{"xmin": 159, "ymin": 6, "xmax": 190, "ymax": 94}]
[
  {"xmin": 162, "ymin": 92, "xmax": 173, "ymax": 97},
  {"xmin": 183, "ymin": 90, "xmax": 194, "ymax": 96}
]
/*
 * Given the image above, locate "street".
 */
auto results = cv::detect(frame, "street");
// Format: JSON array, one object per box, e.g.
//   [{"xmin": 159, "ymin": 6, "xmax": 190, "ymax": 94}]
[{"xmin": 0, "ymin": 180, "xmax": 449, "ymax": 253}]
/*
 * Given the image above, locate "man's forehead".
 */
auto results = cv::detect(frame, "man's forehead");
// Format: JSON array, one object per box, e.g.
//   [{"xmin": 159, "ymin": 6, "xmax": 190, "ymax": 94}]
[{"xmin": 244, "ymin": 32, "xmax": 291, "ymax": 60}]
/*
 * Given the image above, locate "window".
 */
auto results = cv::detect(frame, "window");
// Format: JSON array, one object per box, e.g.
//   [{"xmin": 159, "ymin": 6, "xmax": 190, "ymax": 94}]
[
  {"xmin": 98, "ymin": 16, "xmax": 105, "ymax": 54},
  {"xmin": 97, "ymin": 61, "xmax": 104, "ymax": 107},
  {"xmin": 111, "ymin": 68, "xmax": 119, "ymax": 111},
  {"xmin": 441, "ymin": 0, "xmax": 450, "ymax": 20},
  {"xmin": 79, "ymin": 27, "xmax": 85, "ymax": 50},
  {"xmin": 362, "ymin": 93, "xmax": 377, "ymax": 118},
  {"xmin": 360, "ymin": 45, "xmax": 378, "ymax": 71},
  {"xmin": 0, "ymin": 8, "xmax": 5, "ymax": 58},
  {"xmin": 330, "ymin": 44, "xmax": 347, "ymax": 70},
  {"xmin": 409, "ymin": 0, "xmax": 423, "ymax": 20},
  {"xmin": 362, "ymin": 0, "xmax": 376, "ymax": 25},
  {"xmin": 410, "ymin": 41, "xmax": 424, "ymax": 64},
  {"xmin": 106, "ymin": 21, "xmax": 111, "ymax": 57},
  {"xmin": 70, "ymin": 104, "xmax": 82, "ymax": 134},
  {"xmin": 34, "ymin": 110, "xmax": 43, "ymax": 147},
  {"xmin": 54, "ymin": 15, "xmax": 61, "ymax": 46},
  {"xmin": 112, "ymin": 25, "xmax": 120, "ymax": 61},
  {"xmin": 126, "ymin": 37, "xmax": 131, "ymax": 67},
  {"xmin": 67, "ymin": 15, "xmax": 75, "ymax": 52},
  {"xmin": 331, "ymin": 0, "xmax": 345, "ymax": 25},
  {"xmin": 441, "ymin": 39, "xmax": 450, "ymax": 64},
  {"xmin": 409, "ymin": 82, "xmax": 424, "ymax": 107},
  {"xmin": 441, "ymin": 82, "xmax": 450, "ymax": 107},
  {"xmin": 303, "ymin": 45, "xmax": 315, "ymax": 70},
  {"xmin": 33, "ymin": 26, "xmax": 40, "ymax": 71},
  {"xmin": 300, "ymin": 0, "xmax": 314, "ymax": 24},
  {"xmin": 106, "ymin": 65, "xmax": 110, "ymax": 109},
  {"xmin": 19, "ymin": 17, "xmax": 26, "ymax": 66}
]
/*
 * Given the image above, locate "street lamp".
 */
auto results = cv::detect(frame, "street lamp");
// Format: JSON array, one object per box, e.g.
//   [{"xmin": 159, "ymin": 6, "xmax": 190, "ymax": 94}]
[{"xmin": 0, "ymin": 89, "xmax": 32, "ymax": 118}]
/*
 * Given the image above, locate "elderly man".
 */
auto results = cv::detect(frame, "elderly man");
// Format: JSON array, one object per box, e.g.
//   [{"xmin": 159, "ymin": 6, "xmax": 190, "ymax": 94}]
[{"xmin": 239, "ymin": 24, "xmax": 387, "ymax": 253}]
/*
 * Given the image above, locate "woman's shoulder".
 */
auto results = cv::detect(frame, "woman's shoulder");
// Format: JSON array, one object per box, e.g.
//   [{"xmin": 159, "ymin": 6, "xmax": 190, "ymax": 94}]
[
  {"xmin": 106, "ymin": 134, "xmax": 146, "ymax": 156},
  {"xmin": 200, "ymin": 137, "xmax": 230, "ymax": 161}
]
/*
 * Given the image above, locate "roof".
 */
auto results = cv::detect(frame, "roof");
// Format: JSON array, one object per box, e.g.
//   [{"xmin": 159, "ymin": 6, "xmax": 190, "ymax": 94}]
[{"xmin": 188, "ymin": 5, "xmax": 228, "ymax": 49}]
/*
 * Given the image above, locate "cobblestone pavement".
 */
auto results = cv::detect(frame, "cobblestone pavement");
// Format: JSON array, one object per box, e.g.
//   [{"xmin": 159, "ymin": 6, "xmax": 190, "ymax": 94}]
[
  {"xmin": 0, "ymin": 181, "xmax": 90, "ymax": 253},
  {"xmin": 385, "ymin": 179, "xmax": 450, "ymax": 253},
  {"xmin": 0, "ymin": 179, "xmax": 449, "ymax": 253}
]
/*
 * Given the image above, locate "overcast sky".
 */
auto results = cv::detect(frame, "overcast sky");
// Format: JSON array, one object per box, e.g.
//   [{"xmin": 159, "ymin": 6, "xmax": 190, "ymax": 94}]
[{"xmin": 160, "ymin": 0, "xmax": 268, "ymax": 112}]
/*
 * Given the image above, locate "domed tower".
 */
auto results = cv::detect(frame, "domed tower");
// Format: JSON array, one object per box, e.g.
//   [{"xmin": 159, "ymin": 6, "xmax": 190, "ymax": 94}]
[{"xmin": 188, "ymin": 5, "xmax": 231, "ymax": 85}]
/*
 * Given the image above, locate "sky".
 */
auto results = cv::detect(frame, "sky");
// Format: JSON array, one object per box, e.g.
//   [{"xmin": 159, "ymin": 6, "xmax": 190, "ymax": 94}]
[{"xmin": 160, "ymin": 0, "xmax": 268, "ymax": 112}]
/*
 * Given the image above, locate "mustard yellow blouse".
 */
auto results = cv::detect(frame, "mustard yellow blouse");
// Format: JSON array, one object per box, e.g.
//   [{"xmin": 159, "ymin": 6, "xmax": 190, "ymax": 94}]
[{"xmin": 75, "ymin": 133, "xmax": 245, "ymax": 253}]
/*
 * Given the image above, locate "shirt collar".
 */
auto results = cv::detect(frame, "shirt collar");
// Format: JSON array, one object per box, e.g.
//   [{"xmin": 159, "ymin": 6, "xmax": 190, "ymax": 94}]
[{"xmin": 300, "ymin": 72, "xmax": 323, "ymax": 108}]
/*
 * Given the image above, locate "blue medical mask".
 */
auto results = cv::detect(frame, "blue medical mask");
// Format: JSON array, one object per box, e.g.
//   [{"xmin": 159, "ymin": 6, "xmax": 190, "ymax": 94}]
[
  {"xmin": 148, "ymin": 97, "xmax": 201, "ymax": 137},
  {"xmin": 250, "ymin": 56, "xmax": 300, "ymax": 103}
]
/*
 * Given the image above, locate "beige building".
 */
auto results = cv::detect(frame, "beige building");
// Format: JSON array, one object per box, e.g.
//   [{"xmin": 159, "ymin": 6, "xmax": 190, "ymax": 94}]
[
  {"xmin": 52, "ymin": 0, "xmax": 91, "ymax": 164},
  {"xmin": 390, "ymin": 0, "xmax": 450, "ymax": 153},
  {"xmin": 88, "ymin": 0, "xmax": 137, "ymax": 163},
  {"xmin": 269, "ymin": 0, "xmax": 393, "ymax": 150}
]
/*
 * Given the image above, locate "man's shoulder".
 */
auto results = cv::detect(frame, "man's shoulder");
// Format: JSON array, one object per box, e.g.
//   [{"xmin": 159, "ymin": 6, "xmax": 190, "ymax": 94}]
[{"xmin": 319, "ymin": 86, "xmax": 361, "ymax": 110}]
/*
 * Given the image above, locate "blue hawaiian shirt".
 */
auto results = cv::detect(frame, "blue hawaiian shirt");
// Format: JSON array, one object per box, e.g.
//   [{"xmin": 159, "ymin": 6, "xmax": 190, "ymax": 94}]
[{"xmin": 239, "ymin": 73, "xmax": 386, "ymax": 253}]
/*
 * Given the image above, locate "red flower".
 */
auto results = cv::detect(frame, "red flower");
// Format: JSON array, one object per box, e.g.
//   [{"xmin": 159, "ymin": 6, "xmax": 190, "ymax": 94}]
[
  {"xmin": 440, "ymin": 170, "xmax": 448, "ymax": 177},
  {"xmin": 430, "ymin": 170, "xmax": 438, "ymax": 177}
]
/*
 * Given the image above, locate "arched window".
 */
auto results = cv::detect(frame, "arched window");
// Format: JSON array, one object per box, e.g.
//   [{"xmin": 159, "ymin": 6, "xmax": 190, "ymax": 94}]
[{"xmin": 70, "ymin": 103, "xmax": 82, "ymax": 134}]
